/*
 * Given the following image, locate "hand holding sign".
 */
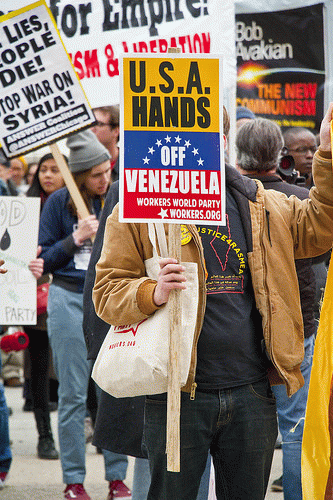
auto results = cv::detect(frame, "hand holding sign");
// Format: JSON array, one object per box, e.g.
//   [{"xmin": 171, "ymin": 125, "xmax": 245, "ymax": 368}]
[
  {"xmin": 73, "ymin": 214, "xmax": 99, "ymax": 246},
  {"xmin": 28, "ymin": 245, "xmax": 44, "ymax": 280},
  {"xmin": 0, "ymin": 259, "xmax": 7, "ymax": 274},
  {"xmin": 319, "ymin": 101, "xmax": 333, "ymax": 153},
  {"xmin": 153, "ymin": 258, "xmax": 186, "ymax": 306}
]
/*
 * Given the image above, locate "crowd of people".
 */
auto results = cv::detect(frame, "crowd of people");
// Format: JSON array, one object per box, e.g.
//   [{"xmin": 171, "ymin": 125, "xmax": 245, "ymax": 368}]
[{"xmin": 0, "ymin": 100, "xmax": 332, "ymax": 500}]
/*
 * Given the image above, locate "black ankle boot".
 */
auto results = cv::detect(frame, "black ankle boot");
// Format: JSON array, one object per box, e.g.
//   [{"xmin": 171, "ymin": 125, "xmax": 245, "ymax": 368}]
[
  {"xmin": 37, "ymin": 436, "xmax": 59, "ymax": 459},
  {"xmin": 34, "ymin": 409, "xmax": 59, "ymax": 460}
]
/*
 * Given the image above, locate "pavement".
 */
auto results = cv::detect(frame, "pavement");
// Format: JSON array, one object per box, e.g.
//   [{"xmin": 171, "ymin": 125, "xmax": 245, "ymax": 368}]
[{"xmin": 2, "ymin": 385, "xmax": 283, "ymax": 500}]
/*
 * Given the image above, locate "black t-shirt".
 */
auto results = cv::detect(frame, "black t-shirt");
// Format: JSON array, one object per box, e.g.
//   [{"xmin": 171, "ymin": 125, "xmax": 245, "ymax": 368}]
[{"xmin": 195, "ymin": 188, "xmax": 268, "ymax": 390}]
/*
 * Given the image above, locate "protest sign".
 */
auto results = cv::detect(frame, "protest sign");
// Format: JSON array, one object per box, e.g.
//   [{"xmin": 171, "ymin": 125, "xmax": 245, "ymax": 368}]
[
  {"xmin": 0, "ymin": 196, "xmax": 40, "ymax": 325},
  {"xmin": 119, "ymin": 53, "xmax": 225, "ymax": 225},
  {"xmin": 236, "ymin": 4, "xmax": 325, "ymax": 132},
  {"xmin": 302, "ymin": 258, "xmax": 333, "ymax": 499},
  {"xmin": 0, "ymin": 0, "xmax": 96, "ymax": 158}
]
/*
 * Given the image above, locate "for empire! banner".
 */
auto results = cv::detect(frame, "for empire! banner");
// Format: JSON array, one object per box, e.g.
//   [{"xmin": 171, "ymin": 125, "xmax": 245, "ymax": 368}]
[
  {"xmin": 236, "ymin": 4, "xmax": 325, "ymax": 132},
  {"xmin": 3, "ymin": 1, "xmax": 234, "ymax": 109},
  {"xmin": 119, "ymin": 54, "xmax": 225, "ymax": 225}
]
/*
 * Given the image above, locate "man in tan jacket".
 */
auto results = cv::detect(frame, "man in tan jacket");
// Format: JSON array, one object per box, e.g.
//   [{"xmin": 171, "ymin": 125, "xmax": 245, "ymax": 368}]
[{"xmin": 93, "ymin": 104, "xmax": 333, "ymax": 500}]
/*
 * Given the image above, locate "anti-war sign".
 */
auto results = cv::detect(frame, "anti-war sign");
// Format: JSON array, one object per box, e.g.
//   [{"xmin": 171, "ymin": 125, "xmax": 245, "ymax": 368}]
[
  {"xmin": 0, "ymin": 0, "xmax": 95, "ymax": 158},
  {"xmin": 120, "ymin": 54, "xmax": 225, "ymax": 225},
  {"xmin": 0, "ymin": 197, "xmax": 40, "ymax": 325}
]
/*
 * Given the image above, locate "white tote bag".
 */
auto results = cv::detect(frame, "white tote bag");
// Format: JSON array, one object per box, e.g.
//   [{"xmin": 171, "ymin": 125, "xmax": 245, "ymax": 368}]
[{"xmin": 92, "ymin": 222, "xmax": 199, "ymax": 398}]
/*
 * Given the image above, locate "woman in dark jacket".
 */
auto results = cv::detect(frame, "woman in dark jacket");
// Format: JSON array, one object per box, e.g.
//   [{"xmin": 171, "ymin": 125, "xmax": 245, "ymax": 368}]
[
  {"xmin": 38, "ymin": 131, "xmax": 131, "ymax": 500},
  {"xmin": 25, "ymin": 152, "xmax": 66, "ymax": 460}
]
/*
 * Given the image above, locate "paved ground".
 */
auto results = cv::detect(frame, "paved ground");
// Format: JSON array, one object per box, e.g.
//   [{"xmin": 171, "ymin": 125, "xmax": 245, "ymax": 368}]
[{"xmin": 2, "ymin": 385, "xmax": 283, "ymax": 499}]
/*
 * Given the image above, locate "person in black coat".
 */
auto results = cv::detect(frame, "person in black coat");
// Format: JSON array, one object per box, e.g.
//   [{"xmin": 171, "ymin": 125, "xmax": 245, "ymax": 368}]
[
  {"xmin": 82, "ymin": 180, "xmax": 153, "ymax": 500},
  {"xmin": 83, "ymin": 180, "xmax": 147, "ymax": 458},
  {"xmin": 82, "ymin": 179, "xmax": 212, "ymax": 500}
]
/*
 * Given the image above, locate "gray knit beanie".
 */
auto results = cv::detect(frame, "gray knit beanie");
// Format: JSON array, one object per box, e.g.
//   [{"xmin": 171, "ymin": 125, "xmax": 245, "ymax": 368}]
[{"xmin": 66, "ymin": 129, "xmax": 111, "ymax": 173}]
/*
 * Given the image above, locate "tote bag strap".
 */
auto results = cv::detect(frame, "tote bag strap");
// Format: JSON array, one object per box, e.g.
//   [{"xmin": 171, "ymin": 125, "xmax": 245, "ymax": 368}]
[
  {"xmin": 155, "ymin": 223, "xmax": 168, "ymax": 258},
  {"xmin": 148, "ymin": 222, "xmax": 168, "ymax": 259}
]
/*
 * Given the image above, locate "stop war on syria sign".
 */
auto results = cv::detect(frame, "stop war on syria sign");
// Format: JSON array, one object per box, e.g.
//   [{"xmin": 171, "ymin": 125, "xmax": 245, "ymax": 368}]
[{"xmin": 119, "ymin": 54, "xmax": 225, "ymax": 225}]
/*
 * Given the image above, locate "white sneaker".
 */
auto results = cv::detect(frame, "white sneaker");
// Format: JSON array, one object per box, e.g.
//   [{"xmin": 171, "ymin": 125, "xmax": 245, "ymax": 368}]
[{"xmin": 0, "ymin": 471, "xmax": 8, "ymax": 489}]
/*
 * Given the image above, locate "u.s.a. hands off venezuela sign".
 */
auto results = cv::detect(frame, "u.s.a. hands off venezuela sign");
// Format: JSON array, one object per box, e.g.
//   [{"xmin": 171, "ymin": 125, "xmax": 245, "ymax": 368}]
[{"xmin": 119, "ymin": 54, "xmax": 225, "ymax": 225}]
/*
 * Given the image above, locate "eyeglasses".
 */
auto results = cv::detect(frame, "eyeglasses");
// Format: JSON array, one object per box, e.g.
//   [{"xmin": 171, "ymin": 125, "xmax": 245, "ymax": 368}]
[
  {"xmin": 282, "ymin": 146, "xmax": 317, "ymax": 155},
  {"xmin": 93, "ymin": 121, "xmax": 119, "ymax": 129},
  {"xmin": 93, "ymin": 121, "xmax": 111, "ymax": 128}
]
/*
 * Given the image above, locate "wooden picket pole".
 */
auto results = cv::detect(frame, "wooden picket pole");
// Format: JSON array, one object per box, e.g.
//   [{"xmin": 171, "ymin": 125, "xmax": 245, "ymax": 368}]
[
  {"xmin": 49, "ymin": 142, "xmax": 91, "ymax": 220},
  {"xmin": 166, "ymin": 46, "xmax": 182, "ymax": 473},
  {"xmin": 166, "ymin": 222, "xmax": 182, "ymax": 472}
]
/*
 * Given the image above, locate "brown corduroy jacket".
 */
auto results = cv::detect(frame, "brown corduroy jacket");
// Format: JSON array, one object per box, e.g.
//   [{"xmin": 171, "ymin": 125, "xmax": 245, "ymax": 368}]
[{"xmin": 93, "ymin": 149, "xmax": 333, "ymax": 398}]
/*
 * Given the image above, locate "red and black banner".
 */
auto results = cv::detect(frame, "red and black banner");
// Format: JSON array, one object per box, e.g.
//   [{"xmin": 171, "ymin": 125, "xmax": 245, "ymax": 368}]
[{"xmin": 236, "ymin": 4, "xmax": 325, "ymax": 132}]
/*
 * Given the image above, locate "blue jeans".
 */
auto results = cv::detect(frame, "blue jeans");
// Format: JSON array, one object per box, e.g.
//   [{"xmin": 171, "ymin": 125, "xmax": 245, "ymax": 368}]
[
  {"xmin": 0, "ymin": 357, "xmax": 11, "ymax": 473},
  {"xmin": 131, "ymin": 454, "xmax": 211, "ymax": 500},
  {"xmin": 48, "ymin": 285, "xmax": 128, "ymax": 484},
  {"xmin": 144, "ymin": 378, "xmax": 277, "ymax": 500},
  {"xmin": 272, "ymin": 335, "xmax": 314, "ymax": 500},
  {"xmin": 132, "ymin": 458, "xmax": 151, "ymax": 500},
  {"xmin": 94, "ymin": 382, "xmax": 128, "ymax": 482}
]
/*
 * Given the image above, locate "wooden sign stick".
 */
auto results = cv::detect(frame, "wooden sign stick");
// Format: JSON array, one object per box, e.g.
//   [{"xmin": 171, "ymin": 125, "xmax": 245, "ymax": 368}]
[
  {"xmin": 166, "ymin": 222, "xmax": 182, "ymax": 472},
  {"xmin": 166, "ymin": 46, "xmax": 182, "ymax": 473},
  {"xmin": 49, "ymin": 142, "xmax": 91, "ymax": 220}
]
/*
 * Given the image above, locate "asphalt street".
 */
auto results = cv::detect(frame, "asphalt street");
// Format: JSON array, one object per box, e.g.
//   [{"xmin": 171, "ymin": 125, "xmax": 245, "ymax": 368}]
[{"xmin": 2, "ymin": 385, "xmax": 282, "ymax": 500}]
